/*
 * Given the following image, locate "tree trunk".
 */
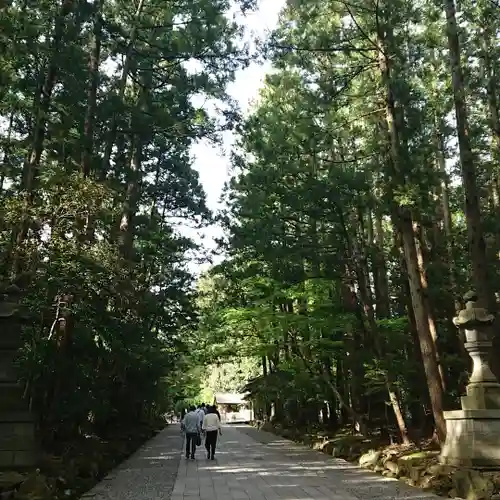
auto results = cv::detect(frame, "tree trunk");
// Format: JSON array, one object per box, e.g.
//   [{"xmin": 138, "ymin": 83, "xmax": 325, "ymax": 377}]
[
  {"xmin": 81, "ymin": 0, "xmax": 102, "ymax": 177},
  {"xmin": 377, "ymin": 21, "xmax": 446, "ymax": 443},
  {"xmin": 481, "ymin": 17, "xmax": 500, "ymax": 192},
  {"xmin": 336, "ymin": 358, "xmax": 349, "ymax": 425},
  {"xmin": 443, "ymin": 0, "xmax": 493, "ymax": 311},
  {"xmin": 413, "ymin": 221, "xmax": 447, "ymax": 390},
  {"xmin": 12, "ymin": 0, "xmax": 74, "ymax": 273},
  {"xmin": 119, "ymin": 140, "xmax": 141, "ymax": 259},
  {"xmin": 399, "ymin": 217, "xmax": 446, "ymax": 442},
  {"xmin": 340, "ymin": 207, "xmax": 409, "ymax": 443},
  {"xmin": 0, "ymin": 111, "xmax": 13, "ymax": 200},
  {"xmin": 21, "ymin": 0, "xmax": 74, "ymax": 196},
  {"xmin": 102, "ymin": 0, "xmax": 146, "ymax": 174},
  {"xmin": 374, "ymin": 212, "xmax": 391, "ymax": 318},
  {"xmin": 77, "ymin": 0, "xmax": 103, "ymax": 244},
  {"xmin": 434, "ymin": 121, "xmax": 460, "ymax": 312}
]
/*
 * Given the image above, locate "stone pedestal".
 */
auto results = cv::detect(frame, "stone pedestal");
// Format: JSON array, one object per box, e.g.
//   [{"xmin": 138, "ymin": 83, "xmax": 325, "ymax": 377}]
[
  {"xmin": 441, "ymin": 410, "xmax": 500, "ymax": 469},
  {"xmin": 0, "ymin": 284, "xmax": 37, "ymax": 469},
  {"xmin": 440, "ymin": 292, "xmax": 500, "ymax": 470}
]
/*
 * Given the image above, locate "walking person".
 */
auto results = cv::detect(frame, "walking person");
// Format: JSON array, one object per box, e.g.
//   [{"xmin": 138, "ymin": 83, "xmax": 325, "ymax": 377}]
[
  {"xmin": 213, "ymin": 404, "xmax": 221, "ymax": 420},
  {"xmin": 181, "ymin": 406, "xmax": 201, "ymax": 460},
  {"xmin": 202, "ymin": 405, "xmax": 222, "ymax": 460},
  {"xmin": 196, "ymin": 404, "xmax": 205, "ymax": 426}
]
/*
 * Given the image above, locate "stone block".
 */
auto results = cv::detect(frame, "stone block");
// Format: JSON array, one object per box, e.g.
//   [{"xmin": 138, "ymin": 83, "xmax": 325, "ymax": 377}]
[
  {"xmin": 440, "ymin": 409, "xmax": 500, "ymax": 469},
  {"xmin": 462, "ymin": 384, "xmax": 500, "ymax": 410},
  {"xmin": 12, "ymin": 449, "xmax": 38, "ymax": 467},
  {"xmin": 0, "ymin": 296, "xmax": 37, "ymax": 470},
  {"xmin": 0, "ymin": 411, "xmax": 34, "ymax": 423},
  {"xmin": 0, "ymin": 449, "xmax": 38, "ymax": 469},
  {"xmin": 0, "ymin": 415, "xmax": 37, "ymax": 469},
  {"xmin": 359, "ymin": 449, "xmax": 381, "ymax": 468},
  {"xmin": 0, "ymin": 450, "xmax": 15, "ymax": 468},
  {"xmin": 0, "ymin": 350, "xmax": 19, "ymax": 382},
  {"xmin": 0, "ymin": 421, "xmax": 36, "ymax": 450},
  {"xmin": 0, "ymin": 328, "xmax": 22, "ymax": 350},
  {"xmin": 0, "ymin": 382, "xmax": 29, "ymax": 411}
]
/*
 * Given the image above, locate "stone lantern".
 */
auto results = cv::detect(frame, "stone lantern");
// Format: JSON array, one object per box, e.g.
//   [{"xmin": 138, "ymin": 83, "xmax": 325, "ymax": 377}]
[
  {"xmin": 0, "ymin": 281, "xmax": 37, "ymax": 468},
  {"xmin": 440, "ymin": 291, "xmax": 500, "ymax": 469}
]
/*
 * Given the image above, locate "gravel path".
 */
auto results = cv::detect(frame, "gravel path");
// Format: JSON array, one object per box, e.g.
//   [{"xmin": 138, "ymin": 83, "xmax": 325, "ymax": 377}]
[{"xmin": 81, "ymin": 424, "xmax": 441, "ymax": 500}]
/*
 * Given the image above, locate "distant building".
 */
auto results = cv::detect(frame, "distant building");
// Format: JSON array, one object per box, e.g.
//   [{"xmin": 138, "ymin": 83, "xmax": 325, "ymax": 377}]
[{"xmin": 213, "ymin": 392, "xmax": 253, "ymax": 424}]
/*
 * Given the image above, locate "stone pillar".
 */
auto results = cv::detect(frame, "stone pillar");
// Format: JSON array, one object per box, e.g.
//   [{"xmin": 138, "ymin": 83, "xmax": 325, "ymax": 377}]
[
  {"xmin": 440, "ymin": 291, "xmax": 500, "ymax": 469},
  {"xmin": 453, "ymin": 291, "xmax": 500, "ymax": 409},
  {"xmin": 0, "ymin": 282, "xmax": 37, "ymax": 469}
]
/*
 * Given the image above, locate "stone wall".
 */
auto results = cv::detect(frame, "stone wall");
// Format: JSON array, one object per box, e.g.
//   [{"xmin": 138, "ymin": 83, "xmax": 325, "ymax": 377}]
[{"xmin": 0, "ymin": 285, "xmax": 37, "ymax": 469}]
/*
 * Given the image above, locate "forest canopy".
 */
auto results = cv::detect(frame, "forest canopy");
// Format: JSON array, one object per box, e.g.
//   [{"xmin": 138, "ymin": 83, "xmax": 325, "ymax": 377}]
[
  {"xmin": 1, "ymin": 0, "xmax": 499, "ymax": 466},
  {"xmin": 194, "ymin": 0, "xmax": 500, "ymax": 446},
  {"xmin": 0, "ymin": 0, "xmax": 255, "ymax": 442}
]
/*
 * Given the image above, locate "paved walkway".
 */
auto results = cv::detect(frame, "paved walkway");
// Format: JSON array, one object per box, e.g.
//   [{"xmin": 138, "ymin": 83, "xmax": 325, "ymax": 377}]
[{"xmin": 81, "ymin": 425, "xmax": 440, "ymax": 500}]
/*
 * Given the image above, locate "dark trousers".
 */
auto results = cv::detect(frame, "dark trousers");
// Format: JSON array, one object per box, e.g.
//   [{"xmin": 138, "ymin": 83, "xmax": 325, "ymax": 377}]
[
  {"xmin": 185, "ymin": 432, "xmax": 197, "ymax": 458},
  {"xmin": 205, "ymin": 430, "xmax": 218, "ymax": 458}
]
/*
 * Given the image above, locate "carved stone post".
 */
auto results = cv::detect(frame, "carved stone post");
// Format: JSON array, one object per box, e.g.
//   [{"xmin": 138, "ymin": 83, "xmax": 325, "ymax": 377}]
[
  {"xmin": 0, "ymin": 282, "xmax": 37, "ymax": 468},
  {"xmin": 440, "ymin": 291, "xmax": 500, "ymax": 469},
  {"xmin": 453, "ymin": 291, "xmax": 500, "ymax": 409}
]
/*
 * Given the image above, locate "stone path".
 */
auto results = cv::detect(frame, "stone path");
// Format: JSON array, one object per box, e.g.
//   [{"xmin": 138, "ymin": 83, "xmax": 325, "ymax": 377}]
[
  {"xmin": 80, "ymin": 425, "xmax": 182, "ymax": 500},
  {"xmin": 81, "ymin": 425, "xmax": 441, "ymax": 500}
]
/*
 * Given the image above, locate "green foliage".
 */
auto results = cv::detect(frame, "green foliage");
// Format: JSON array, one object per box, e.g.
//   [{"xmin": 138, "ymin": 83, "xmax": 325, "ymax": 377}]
[
  {"xmin": 0, "ymin": 0, "xmax": 255, "ymax": 442},
  {"xmin": 205, "ymin": 358, "xmax": 260, "ymax": 393},
  {"xmin": 192, "ymin": 0, "xmax": 498, "ymax": 438}
]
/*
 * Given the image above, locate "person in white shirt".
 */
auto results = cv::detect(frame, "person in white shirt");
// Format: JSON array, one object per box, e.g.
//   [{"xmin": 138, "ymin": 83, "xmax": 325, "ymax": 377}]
[
  {"xmin": 196, "ymin": 404, "xmax": 205, "ymax": 426},
  {"xmin": 202, "ymin": 405, "xmax": 222, "ymax": 460}
]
